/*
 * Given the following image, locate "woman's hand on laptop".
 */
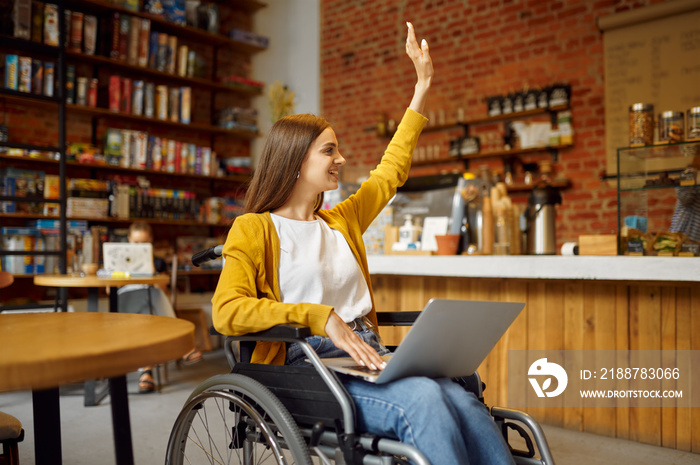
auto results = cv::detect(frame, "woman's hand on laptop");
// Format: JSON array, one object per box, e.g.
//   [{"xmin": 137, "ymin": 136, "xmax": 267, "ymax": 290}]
[{"xmin": 325, "ymin": 311, "xmax": 386, "ymax": 371}]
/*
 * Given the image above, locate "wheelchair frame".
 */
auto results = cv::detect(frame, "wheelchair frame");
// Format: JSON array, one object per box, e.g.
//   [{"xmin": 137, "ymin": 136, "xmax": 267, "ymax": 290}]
[{"xmin": 165, "ymin": 246, "xmax": 556, "ymax": 464}]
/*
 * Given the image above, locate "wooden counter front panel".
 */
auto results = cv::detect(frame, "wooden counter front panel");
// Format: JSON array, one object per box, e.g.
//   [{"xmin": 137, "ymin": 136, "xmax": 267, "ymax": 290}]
[{"xmin": 370, "ymin": 275, "xmax": 700, "ymax": 454}]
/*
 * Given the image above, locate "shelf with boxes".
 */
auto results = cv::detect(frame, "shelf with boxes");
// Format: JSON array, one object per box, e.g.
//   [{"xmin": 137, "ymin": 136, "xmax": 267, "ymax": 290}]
[
  {"xmin": 617, "ymin": 140, "xmax": 700, "ymax": 257},
  {"xmin": 387, "ymin": 85, "xmax": 575, "ymax": 192}
]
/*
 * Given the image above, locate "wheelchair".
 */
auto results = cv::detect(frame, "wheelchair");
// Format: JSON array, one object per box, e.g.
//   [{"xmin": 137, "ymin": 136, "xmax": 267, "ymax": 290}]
[{"xmin": 165, "ymin": 246, "xmax": 556, "ymax": 465}]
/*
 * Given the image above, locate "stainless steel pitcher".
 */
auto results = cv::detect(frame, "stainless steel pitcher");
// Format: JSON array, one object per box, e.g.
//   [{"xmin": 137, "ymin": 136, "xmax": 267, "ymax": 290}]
[{"xmin": 524, "ymin": 182, "xmax": 562, "ymax": 255}]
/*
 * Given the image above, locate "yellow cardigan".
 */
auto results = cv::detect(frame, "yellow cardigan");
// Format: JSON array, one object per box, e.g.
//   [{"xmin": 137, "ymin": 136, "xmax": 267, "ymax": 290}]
[{"xmin": 212, "ymin": 109, "xmax": 427, "ymax": 364}]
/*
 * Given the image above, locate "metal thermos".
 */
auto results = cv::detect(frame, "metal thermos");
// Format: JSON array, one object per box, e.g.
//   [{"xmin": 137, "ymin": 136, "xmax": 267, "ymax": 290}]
[{"xmin": 524, "ymin": 182, "xmax": 561, "ymax": 255}]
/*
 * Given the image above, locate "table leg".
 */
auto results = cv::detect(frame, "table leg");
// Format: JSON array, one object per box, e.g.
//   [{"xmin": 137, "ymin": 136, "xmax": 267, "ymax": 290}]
[
  {"xmin": 32, "ymin": 388, "xmax": 62, "ymax": 465},
  {"xmin": 109, "ymin": 375, "xmax": 135, "ymax": 465},
  {"xmin": 84, "ymin": 287, "xmax": 109, "ymax": 407}
]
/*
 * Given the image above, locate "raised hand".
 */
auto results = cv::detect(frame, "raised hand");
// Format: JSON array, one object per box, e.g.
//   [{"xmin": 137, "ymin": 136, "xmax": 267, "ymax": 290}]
[{"xmin": 405, "ymin": 22, "xmax": 433, "ymax": 115}]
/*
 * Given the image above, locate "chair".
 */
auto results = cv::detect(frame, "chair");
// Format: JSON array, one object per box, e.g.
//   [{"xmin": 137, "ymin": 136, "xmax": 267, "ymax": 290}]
[
  {"xmin": 169, "ymin": 255, "xmax": 212, "ymax": 352},
  {"xmin": 0, "ymin": 411, "xmax": 24, "ymax": 465}
]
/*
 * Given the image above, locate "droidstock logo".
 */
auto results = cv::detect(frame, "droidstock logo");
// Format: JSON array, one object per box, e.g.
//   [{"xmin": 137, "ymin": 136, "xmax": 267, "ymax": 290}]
[{"xmin": 528, "ymin": 358, "xmax": 568, "ymax": 397}]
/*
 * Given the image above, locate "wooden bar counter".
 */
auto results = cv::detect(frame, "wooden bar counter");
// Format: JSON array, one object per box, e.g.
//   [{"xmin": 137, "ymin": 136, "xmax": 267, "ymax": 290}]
[{"xmin": 368, "ymin": 255, "xmax": 700, "ymax": 454}]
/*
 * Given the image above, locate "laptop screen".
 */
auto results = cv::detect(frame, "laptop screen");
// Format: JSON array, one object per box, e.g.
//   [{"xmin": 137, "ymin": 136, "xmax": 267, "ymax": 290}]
[{"xmin": 102, "ymin": 242, "xmax": 155, "ymax": 276}]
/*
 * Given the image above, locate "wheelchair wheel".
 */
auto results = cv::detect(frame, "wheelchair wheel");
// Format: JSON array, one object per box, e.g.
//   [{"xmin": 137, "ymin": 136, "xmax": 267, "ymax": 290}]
[{"xmin": 166, "ymin": 373, "xmax": 313, "ymax": 465}]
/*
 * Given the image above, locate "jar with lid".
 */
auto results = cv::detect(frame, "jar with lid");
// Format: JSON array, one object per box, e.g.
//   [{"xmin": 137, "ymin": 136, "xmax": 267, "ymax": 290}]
[
  {"xmin": 658, "ymin": 111, "xmax": 684, "ymax": 143},
  {"xmin": 629, "ymin": 103, "xmax": 654, "ymax": 146},
  {"xmin": 688, "ymin": 107, "xmax": 700, "ymax": 141}
]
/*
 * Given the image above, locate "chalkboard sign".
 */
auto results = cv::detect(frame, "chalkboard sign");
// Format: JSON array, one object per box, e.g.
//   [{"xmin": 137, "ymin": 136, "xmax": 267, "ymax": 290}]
[{"xmin": 601, "ymin": 2, "xmax": 700, "ymax": 174}]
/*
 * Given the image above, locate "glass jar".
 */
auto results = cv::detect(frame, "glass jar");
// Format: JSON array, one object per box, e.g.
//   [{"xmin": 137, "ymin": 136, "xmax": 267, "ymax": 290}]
[
  {"xmin": 658, "ymin": 111, "xmax": 684, "ymax": 143},
  {"xmin": 688, "ymin": 107, "xmax": 700, "ymax": 141},
  {"xmin": 629, "ymin": 103, "xmax": 654, "ymax": 146}
]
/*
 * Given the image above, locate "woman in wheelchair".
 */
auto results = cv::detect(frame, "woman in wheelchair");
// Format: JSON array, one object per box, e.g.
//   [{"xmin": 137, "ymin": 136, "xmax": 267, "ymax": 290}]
[{"xmin": 211, "ymin": 22, "xmax": 514, "ymax": 465}]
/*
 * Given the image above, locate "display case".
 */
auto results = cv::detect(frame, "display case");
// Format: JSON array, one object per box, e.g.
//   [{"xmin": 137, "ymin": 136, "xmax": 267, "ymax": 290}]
[{"xmin": 616, "ymin": 140, "xmax": 700, "ymax": 256}]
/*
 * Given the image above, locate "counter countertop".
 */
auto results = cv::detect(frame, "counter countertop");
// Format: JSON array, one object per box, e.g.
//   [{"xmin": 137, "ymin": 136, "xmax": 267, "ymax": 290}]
[{"xmin": 367, "ymin": 255, "xmax": 700, "ymax": 282}]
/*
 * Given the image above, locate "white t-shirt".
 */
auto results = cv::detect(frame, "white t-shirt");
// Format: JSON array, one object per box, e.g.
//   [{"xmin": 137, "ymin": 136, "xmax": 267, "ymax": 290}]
[{"xmin": 270, "ymin": 213, "xmax": 372, "ymax": 322}]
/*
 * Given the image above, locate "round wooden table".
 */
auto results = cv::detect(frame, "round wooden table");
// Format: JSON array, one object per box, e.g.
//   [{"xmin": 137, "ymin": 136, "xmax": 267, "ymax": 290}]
[
  {"xmin": 34, "ymin": 273, "xmax": 172, "ymax": 405},
  {"xmin": 0, "ymin": 311, "xmax": 193, "ymax": 465},
  {"xmin": 33, "ymin": 273, "xmax": 170, "ymax": 290}
]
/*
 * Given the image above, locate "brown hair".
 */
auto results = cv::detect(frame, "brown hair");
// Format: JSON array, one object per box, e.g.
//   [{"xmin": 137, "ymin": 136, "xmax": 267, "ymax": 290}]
[
  {"xmin": 128, "ymin": 221, "xmax": 153, "ymax": 241},
  {"xmin": 245, "ymin": 114, "xmax": 331, "ymax": 214}
]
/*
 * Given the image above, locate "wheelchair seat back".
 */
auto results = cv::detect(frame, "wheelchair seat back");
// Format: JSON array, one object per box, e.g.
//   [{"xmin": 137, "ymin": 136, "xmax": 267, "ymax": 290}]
[{"xmin": 232, "ymin": 362, "xmax": 349, "ymax": 430}]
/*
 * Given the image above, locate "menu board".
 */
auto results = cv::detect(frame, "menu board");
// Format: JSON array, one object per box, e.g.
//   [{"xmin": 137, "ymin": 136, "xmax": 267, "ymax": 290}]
[{"xmin": 603, "ymin": 5, "xmax": 700, "ymax": 174}]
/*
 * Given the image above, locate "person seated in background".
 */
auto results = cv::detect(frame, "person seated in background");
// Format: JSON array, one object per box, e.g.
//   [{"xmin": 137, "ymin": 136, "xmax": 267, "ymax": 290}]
[
  {"xmin": 669, "ymin": 154, "xmax": 700, "ymax": 242},
  {"xmin": 123, "ymin": 221, "xmax": 203, "ymax": 393}
]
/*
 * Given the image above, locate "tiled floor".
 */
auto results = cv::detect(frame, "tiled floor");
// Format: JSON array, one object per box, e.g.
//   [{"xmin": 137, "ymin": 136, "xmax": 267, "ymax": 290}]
[{"xmin": 1, "ymin": 348, "xmax": 697, "ymax": 464}]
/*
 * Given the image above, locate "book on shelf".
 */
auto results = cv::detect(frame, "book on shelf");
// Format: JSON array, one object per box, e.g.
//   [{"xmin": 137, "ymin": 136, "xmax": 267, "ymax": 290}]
[
  {"xmin": 162, "ymin": 0, "xmax": 186, "ymax": 25},
  {"xmin": 67, "ymin": 197, "xmax": 109, "ymax": 218},
  {"xmin": 166, "ymin": 35, "xmax": 178, "ymax": 74},
  {"xmin": 137, "ymin": 18, "xmax": 151, "ymax": 67},
  {"xmin": 87, "ymin": 78, "xmax": 98, "ymax": 107},
  {"xmin": 143, "ymin": 82, "xmax": 155, "ymax": 117},
  {"xmin": 13, "ymin": 0, "xmax": 31, "ymax": 40},
  {"xmin": 108, "ymin": 75, "xmax": 121, "ymax": 112},
  {"xmin": 177, "ymin": 45, "xmax": 188, "ymax": 76},
  {"xmin": 147, "ymin": 31, "xmax": 158, "ymax": 68},
  {"xmin": 43, "ymin": 60, "xmax": 53, "ymax": 96},
  {"xmin": 149, "ymin": 136, "xmax": 161, "ymax": 171},
  {"xmin": 0, "ymin": 168, "xmax": 45, "ymax": 214},
  {"xmin": 155, "ymin": 84, "xmax": 168, "ymax": 120},
  {"xmin": 165, "ymin": 139, "xmax": 176, "ymax": 172},
  {"xmin": 110, "ymin": 12, "xmax": 121, "ymax": 60},
  {"xmin": 30, "ymin": 0, "xmax": 43, "ymax": 43},
  {"xmin": 156, "ymin": 33, "xmax": 168, "ymax": 72},
  {"xmin": 121, "ymin": 0, "xmax": 140, "ymax": 13},
  {"xmin": 5, "ymin": 55, "xmax": 19, "ymax": 90},
  {"xmin": 76, "ymin": 76, "xmax": 88, "ymax": 106},
  {"xmin": 186, "ymin": 49, "xmax": 195, "ymax": 77},
  {"xmin": 120, "ymin": 77, "xmax": 132, "ymax": 114},
  {"xmin": 173, "ymin": 140, "xmax": 182, "ymax": 172},
  {"xmin": 17, "ymin": 56, "xmax": 31, "ymax": 92},
  {"xmin": 83, "ymin": 15, "xmax": 97, "ymax": 55},
  {"xmin": 42, "ymin": 174, "xmax": 60, "ymax": 215},
  {"xmin": 120, "ymin": 129, "xmax": 133, "ymax": 167},
  {"xmin": 104, "ymin": 128, "xmax": 122, "ymax": 165},
  {"xmin": 63, "ymin": 8, "xmax": 70, "ymax": 47},
  {"xmin": 132, "ymin": 79, "xmax": 144, "ymax": 116},
  {"xmin": 127, "ymin": 15, "xmax": 140, "ymax": 66},
  {"xmin": 180, "ymin": 86, "xmax": 191, "ymax": 124},
  {"xmin": 144, "ymin": 0, "xmax": 164, "ymax": 16},
  {"xmin": 69, "ymin": 11, "xmax": 83, "ymax": 53},
  {"xmin": 168, "ymin": 87, "xmax": 179, "ymax": 122},
  {"xmin": 43, "ymin": 3, "xmax": 58, "ymax": 46},
  {"xmin": 118, "ymin": 14, "xmax": 130, "ymax": 62},
  {"xmin": 133, "ymin": 131, "xmax": 147, "ymax": 169},
  {"xmin": 65, "ymin": 64, "xmax": 75, "ymax": 103},
  {"xmin": 31, "ymin": 58, "xmax": 43, "ymax": 95}
]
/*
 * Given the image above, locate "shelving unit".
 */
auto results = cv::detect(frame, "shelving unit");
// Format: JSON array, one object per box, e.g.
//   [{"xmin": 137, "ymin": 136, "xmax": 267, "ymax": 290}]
[
  {"xmin": 0, "ymin": 0, "xmax": 69, "ymax": 310},
  {"xmin": 418, "ymin": 104, "xmax": 573, "ymax": 168},
  {"xmin": 1, "ymin": 0, "xmax": 267, "ymax": 305},
  {"xmin": 616, "ymin": 140, "xmax": 700, "ymax": 255}
]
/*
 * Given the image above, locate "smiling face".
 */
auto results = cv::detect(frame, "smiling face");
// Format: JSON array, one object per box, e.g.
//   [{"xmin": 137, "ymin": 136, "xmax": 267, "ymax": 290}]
[{"xmin": 298, "ymin": 127, "xmax": 346, "ymax": 194}]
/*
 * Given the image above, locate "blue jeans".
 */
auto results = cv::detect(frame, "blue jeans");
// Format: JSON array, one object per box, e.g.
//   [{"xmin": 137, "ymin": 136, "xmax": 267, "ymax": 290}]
[{"xmin": 286, "ymin": 331, "xmax": 515, "ymax": 465}]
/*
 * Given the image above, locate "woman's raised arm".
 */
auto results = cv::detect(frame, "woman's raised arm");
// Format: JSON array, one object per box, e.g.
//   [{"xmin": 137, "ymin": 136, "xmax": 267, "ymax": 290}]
[{"xmin": 405, "ymin": 22, "xmax": 433, "ymax": 115}]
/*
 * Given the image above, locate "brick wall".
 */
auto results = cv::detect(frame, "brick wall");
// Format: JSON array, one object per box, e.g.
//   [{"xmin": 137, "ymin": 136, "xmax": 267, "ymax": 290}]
[{"xmin": 320, "ymin": 0, "xmax": 675, "ymax": 246}]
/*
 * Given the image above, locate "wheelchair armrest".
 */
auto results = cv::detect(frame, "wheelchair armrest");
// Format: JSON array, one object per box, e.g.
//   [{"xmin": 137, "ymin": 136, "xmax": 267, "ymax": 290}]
[
  {"xmin": 376, "ymin": 311, "xmax": 421, "ymax": 326},
  {"xmin": 209, "ymin": 324, "xmax": 311, "ymax": 341}
]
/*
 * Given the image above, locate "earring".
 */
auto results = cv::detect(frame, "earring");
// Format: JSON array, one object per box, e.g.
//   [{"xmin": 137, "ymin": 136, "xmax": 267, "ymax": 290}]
[{"xmin": 296, "ymin": 171, "xmax": 300, "ymax": 179}]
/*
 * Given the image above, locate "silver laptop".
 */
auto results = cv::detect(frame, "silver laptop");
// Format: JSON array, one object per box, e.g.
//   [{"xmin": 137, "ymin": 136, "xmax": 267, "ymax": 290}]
[
  {"xmin": 323, "ymin": 299, "xmax": 524, "ymax": 384},
  {"xmin": 102, "ymin": 242, "xmax": 155, "ymax": 277}
]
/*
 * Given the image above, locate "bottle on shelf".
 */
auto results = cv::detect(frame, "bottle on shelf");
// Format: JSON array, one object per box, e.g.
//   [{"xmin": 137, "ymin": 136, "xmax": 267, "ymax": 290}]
[{"xmin": 398, "ymin": 215, "xmax": 421, "ymax": 245}]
